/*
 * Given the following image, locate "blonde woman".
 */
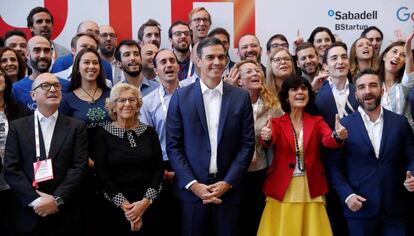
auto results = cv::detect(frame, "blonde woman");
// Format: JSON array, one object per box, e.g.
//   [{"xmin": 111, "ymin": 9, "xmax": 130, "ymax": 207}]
[
  {"xmin": 349, "ymin": 37, "xmax": 379, "ymax": 80},
  {"xmin": 234, "ymin": 59, "xmax": 283, "ymax": 235},
  {"xmin": 265, "ymin": 48, "xmax": 295, "ymax": 96},
  {"xmin": 95, "ymin": 83, "xmax": 163, "ymax": 234}
]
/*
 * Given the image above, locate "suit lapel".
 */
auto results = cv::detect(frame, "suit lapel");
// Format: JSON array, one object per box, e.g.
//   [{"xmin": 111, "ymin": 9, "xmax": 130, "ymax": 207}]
[
  {"xmin": 347, "ymin": 85, "xmax": 359, "ymax": 112},
  {"xmin": 25, "ymin": 115, "xmax": 37, "ymax": 162},
  {"xmin": 302, "ymin": 113, "xmax": 315, "ymax": 152},
  {"xmin": 193, "ymin": 81, "xmax": 209, "ymax": 134},
  {"xmin": 354, "ymin": 112, "xmax": 377, "ymax": 159},
  {"xmin": 217, "ymin": 84, "xmax": 230, "ymax": 144},
  {"xmin": 378, "ymin": 110, "xmax": 389, "ymax": 159},
  {"xmin": 320, "ymin": 82, "xmax": 339, "ymax": 116},
  {"xmin": 48, "ymin": 114, "xmax": 69, "ymax": 160},
  {"xmin": 280, "ymin": 115, "xmax": 296, "ymax": 153}
]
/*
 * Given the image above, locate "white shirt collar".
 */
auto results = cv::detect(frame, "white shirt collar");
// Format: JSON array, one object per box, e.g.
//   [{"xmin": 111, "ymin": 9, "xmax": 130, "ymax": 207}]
[
  {"xmin": 328, "ymin": 77, "xmax": 349, "ymax": 92},
  {"xmin": 200, "ymin": 78, "xmax": 224, "ymax": 95},
  {"xmin": 35, "ymin": 109, "xmax": 59, "ymax": 121},
  {"xmin": 358, "ymin": 106, "xmax": 383, "ymax": 123}
]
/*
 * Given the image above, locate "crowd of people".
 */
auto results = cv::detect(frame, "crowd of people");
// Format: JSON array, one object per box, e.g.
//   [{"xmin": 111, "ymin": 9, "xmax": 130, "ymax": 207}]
[{"xmin": 0, "ymin": 5, "xmax": 414, "ymax": 236}]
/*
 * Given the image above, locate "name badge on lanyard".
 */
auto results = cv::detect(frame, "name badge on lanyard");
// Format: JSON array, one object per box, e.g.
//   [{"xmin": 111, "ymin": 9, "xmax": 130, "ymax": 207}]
[{"xmin": 32, "ymin": 114, "xmax": 54, "ymax": 188}]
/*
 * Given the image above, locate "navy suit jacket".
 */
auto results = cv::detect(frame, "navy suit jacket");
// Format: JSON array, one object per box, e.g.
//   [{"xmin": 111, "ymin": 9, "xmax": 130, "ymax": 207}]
[
  {"xmin": 314, "ymin": 80, "xmax": 359, "ymax": 129},
  {"xmin": 166, "ymin": 80, "xmax": 255, "ymax": 203},
  {"xmin": 327, "ymin": 109, "xmax": 414, "ymax": 218}
]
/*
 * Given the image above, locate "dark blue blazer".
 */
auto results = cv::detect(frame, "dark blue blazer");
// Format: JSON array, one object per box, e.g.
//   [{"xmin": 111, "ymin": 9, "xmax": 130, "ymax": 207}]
[
  {"xmin": 314, "ymin": 80, "xmax": 359, "ymax": 129},
  {"xmin": 166, "ymin": 80, "xmax": 255, "ymax": 203},
  {"xmin": 327, "ymin": 109, "xmax": 414, "ymax": 218}
]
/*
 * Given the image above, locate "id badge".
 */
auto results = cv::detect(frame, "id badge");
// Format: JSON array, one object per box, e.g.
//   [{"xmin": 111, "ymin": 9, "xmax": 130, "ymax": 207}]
[{"xmin": 33, "ymin": 159, "xmax": 54, "ymax": 183}]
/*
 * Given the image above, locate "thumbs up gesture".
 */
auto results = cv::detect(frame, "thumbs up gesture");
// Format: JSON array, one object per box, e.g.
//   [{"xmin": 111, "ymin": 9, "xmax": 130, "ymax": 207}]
[
  {"xmin": 334, "ymin": 114, "xmax": 348, "ymax": 140},
  {"xmin": 404, "ymin": 171, "xmax": 414, "ymax": 192},
  {"xmin": 261, "ymin": 116, "xmax": 273, "ymax": 141}
]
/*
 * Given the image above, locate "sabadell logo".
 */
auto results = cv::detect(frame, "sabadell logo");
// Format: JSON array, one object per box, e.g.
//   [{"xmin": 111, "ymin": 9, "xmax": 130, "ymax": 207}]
[
  {"xmin": 327, "ymin": 9, "xmax": 377, "ymax": 30},
  {"xmin": 328, "ymin": 9, "xmax": 378, "ymax": 20},
  {"xmin": 396, "ymin": 7, "xmax": 414, "ymax": 22}
]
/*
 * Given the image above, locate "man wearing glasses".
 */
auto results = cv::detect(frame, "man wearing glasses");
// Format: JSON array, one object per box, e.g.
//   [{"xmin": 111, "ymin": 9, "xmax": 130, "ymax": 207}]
[
  {"xmin": 169, "ymin": 21, "xmax": 193, "ymax": 81},
  {"xmin": 4, "ymin": 72, "xmax": 88, "ymax": 235},
  {"xmin": 188, "ymin": 7, "xmax": 212, "ymax": 45},
  {"xmin": 12, "ymin": 36, "xmax": 69, "ymax": 111},
  {"xmin": 99, "ymin": 25, "xmax": 121, "ymax": 84}
]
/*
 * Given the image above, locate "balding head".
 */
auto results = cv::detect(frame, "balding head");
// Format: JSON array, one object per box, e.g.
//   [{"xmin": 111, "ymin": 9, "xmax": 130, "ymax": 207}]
[
  {"xmin": 27, "ymin": 36, "xmax": 52, "ymax": 73},
  {"xmin": 77, "ymin": 20, "xmax": 99, "ymax": 36},
  {"xmin": 31, "ymin": 73, "xmax": 62, "ymax": 113},
  {"xmin": 27, "ymin": 35, "xmax": 51, "ymax": 51}
]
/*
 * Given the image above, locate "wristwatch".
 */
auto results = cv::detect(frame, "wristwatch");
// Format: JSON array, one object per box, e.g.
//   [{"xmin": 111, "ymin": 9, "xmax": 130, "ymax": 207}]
[{"xmin": 54, "ymin": 196, "xmax": 64, "ymax": 206}]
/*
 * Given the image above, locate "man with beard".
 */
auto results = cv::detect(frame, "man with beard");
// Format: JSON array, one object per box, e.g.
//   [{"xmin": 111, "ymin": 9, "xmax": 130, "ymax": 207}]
[
  {"xmin": 27, "ymin": 7, "xmax": 71, "ymax": 68},
  {"xmin": 327, "ymin": 68, "xmax": 414, "ymax": 236},
  {"xmin": 296, "ymin": 42, "xmax": 329, "ymax": 91},
  {"xmin": 137, "ymin": 19, "xmax": 161, "ymax": 48},
  {"xmin": 141, "ymin": 49, "xmax": 182, "ymax": 235},
  {"xmin": 12, "ymin": 36, "xmax": 69, "ymax": 111},
  {"xmin": 237, "ymin": 34, "xmax": 266, "ymax": 73},
  {"xmin": 114, "ymin": 40, "xmax": 158, "ymax": 97},
  {"xmin": 99, "ymin": 25, "xmax": 122, "ymax": 84},
  {"xmin": 141, "ymin": 43, "xmax": 159, "ymax": 82},
  {"xmin": 188, "ymin": 7, "xmax": 211, "ymax": 45},
  {"xmin": 169, "ymin": 21, "xmax": 193, "ymax": 81}
]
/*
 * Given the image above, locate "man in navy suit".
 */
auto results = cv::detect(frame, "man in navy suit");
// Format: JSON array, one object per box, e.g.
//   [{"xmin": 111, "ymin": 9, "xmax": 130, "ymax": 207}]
[
  {"xmin": 166, "ymin": 37, "xmax": 255, "ymax": 236},
  {"xmin": 314, "ymin": 42, "xmax": 359, "ymax": 129},
  {"xmin": 327, "ymin": 68, "xmax": 414, "ymax": 236}
]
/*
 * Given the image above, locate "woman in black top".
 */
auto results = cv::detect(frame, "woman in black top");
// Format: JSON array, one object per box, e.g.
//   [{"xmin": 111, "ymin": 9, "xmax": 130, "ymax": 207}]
[
  {"xmin": 0, "ymin": 68, "xmax": 30, "ymax": 235},
  {"xmin": 95, "ymin": 83, "xmax": 163, "ymax": 235}
]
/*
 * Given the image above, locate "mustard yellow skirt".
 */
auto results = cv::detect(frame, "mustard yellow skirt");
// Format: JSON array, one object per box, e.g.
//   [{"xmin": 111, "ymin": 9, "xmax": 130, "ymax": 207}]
[{"xmin": 257, "ymin": 175, "xmax": 333, "ymax": 236}]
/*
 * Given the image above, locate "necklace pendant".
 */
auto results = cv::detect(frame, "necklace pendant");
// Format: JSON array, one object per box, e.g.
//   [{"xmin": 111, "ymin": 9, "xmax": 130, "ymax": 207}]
[{"xmin": 89, "ymin": 99, "xmax": 96, "ymax": 104}]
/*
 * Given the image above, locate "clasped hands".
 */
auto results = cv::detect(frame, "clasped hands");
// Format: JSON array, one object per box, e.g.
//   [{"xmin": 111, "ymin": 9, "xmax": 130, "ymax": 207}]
[
  {"xmin": 33, "ymin": 190, "xmax": 59, "ymax": 217},
  {"xmin": 121, "ymin": 198, "xmax": 151, "ymax": 232},
  {"xmin": 190, "ymin": 181, "xmax": 231, "ymax": 204}
]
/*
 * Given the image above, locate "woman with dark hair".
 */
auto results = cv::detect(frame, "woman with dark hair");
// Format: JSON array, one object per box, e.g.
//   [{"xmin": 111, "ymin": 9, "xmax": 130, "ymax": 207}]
[
  {"xmin": 0, "ymin": 68, "xmax": 31, "ymax": 235},
  {"xmin": 307, "ymin": 27, "xmax": 336, "ymax": 65},
  {"xmin": 59, "ymin": 47, "xmax": 111, "ymax": 234},
  {"xmin": 0, "ymin": 47, "xmax": 27, "ymax": 82},
  {"xmin": 95, "ymin": 83, "xmax": 163, "ymax": 234},
  {"xmin": 379, "ymin": 32, "xmax": 414, "ymax": 129},
  {"xmin": 349, "ymin": 37, "xmax": 379, "ymax": 80},
  {"xmin": 257, "ymin": 75, "xmax": 347, "ymax": 236}
]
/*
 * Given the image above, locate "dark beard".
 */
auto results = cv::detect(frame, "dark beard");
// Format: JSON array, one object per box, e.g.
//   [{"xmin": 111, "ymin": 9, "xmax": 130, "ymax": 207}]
[
  {"xmin": 99, "ymin": 46, "xmax": 115, "ymax": 57},
  {"xmin": 30, "ymin": 58, "xmax": 51, "ymax": 73},
  {"xmin": 174, "ymin": 45, "xmax": 190, "ymax": 53},
  {"xmin": 122, "ymin": 64, "xmax": 141, "ymax": 77}
]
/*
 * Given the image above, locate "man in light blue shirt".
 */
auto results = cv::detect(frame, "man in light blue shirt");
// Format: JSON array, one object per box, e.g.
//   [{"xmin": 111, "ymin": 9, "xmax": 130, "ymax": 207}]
[{"xmin": 140, "ymin": 48, "xmax": 181, "ymax": 235}]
